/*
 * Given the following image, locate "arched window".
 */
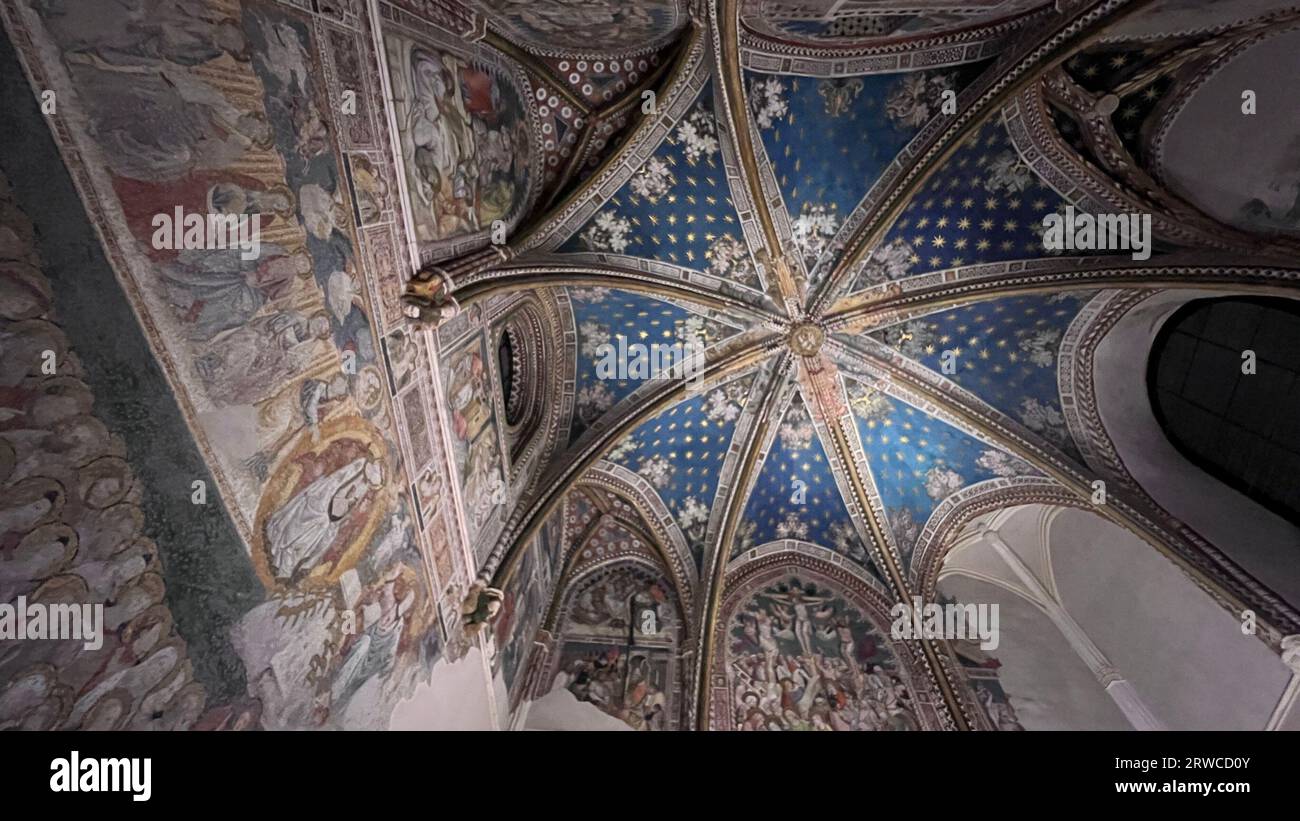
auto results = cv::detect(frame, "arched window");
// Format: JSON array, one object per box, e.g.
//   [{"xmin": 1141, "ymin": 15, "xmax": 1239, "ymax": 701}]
[
  {"xmin": 498, "ymin": 327, "xmax": 521, "ymax": 426},
  {"xmin": 1148, "ymin": 297, "xmax": 1300, "ymax": 525},
  {"xmin": 494, "ymin": 305, "xmax": 547, "ymax": 464}
]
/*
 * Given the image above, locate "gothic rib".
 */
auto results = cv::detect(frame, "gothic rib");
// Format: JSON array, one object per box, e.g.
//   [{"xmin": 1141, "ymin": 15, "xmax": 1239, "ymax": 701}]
[
  {"xmin": 822, "ymin": 258, "xmax": 1300, "ymax": 334},
  {"xmin": 692, "ymin": 351, "xmax": 793, "ymax": 729},
  {"xmin": 807, "ymin": 0, "xmax": 1160, "ymax": 316},
  {"xmin": 480, "ymin": 330, "xmax": 784, "ymax": 596},
  {"xmin": 713, "ymin": 0, "xmax": 803, "ymax": 311},
  {"xmin": 797, "ymin": 359, "xmax": 974, "ymax": 729},
  {"xmin": 448, "ymin": 257, "xmax": 787, "ymax": 324},
  {"xmin": 482, "ymin": 29, "xmax": 592, "ymax": 117},
  {"xmin": 829, "ymin": 333, "xmax": 1300, "ymax": 648}
]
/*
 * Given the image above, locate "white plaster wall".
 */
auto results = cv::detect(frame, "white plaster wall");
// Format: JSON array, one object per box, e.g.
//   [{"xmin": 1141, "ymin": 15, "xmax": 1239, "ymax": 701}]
[
  {"xmin": 1157, "ymin": 27, "xmax": 1300, "ymax": 235},
  {"xmin": 938, "ymin": 572, "xmax": 1131, "ymax": 729},
  {"xmin": 1093, "ymin": 289, "xmax": 1300, "ymax": 608},
  {"xmin": 1049, "ymin": 507, "xmax": 1292, "ymax": 729},
  {"xmin": 386, "ymin": 646, "xmax": 499, "ymax": 730}
]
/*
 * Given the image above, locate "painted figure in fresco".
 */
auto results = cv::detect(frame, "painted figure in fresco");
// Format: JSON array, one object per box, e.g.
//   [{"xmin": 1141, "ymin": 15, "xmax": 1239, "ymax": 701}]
[
  {"xmin": 243, "ymin": 375, "xmax": 352, "ymax": 482},
  {"xmin": 383, "ymin": 328, "xmax": 421, "ymax": 394},
  {"xmin": 369, "ymin": 508, "xmax": 417, "ymax": 571},
  {"xmin": 331, "ymin": 565, "xmax": 416, "ymax": 708},
  {"xmin": 548, "ymin": 565, "xmax": 681, "ymax": 730},
  {"xmin": 159, "ymin": 244, "xmax": 312, "ymax": 341},
  {"xmin": 408, "ymin": 51, "xmax": 477, "ymax": 237},
  {"xmin": 729, "ymin": 580, "xmax": 919, "ymax": 731},
  {"xmin": 32, "ymin": 0, "xmax": 249, "ymax": 67},
  {"xmin": 557, "ymin": 646, "xmax": 669, "ymax": 729},
  {"xmin": 229, "ymin": 590, "xmax": 340, "ymax": 730},
  {"xmin": 62, "ymin": 51, "xmax": 272, "ymax": 182},
  {"xmin": 463, "ymin": 435, "xmax": 503, "ymax": 535},
  {"xmin": 387, "ymin": 32, "xmax": 530, "ymax": 246},
  {"xmin": 347, "ymin": 155, "xmax": 390, "ymax": 225},
  {"xmin": 494, "ymin": 549, "xmax": 544, "ymax": 691},
  {"xmin": 32, "ymin": 0, "xmax": 271, "ymax": 181},
  {"xmin": 194, "ymin": 309, "xmax": 332, "ymax": 406},
  {"xmin": 208, "ymin": 181, "xmax": 295, "ymax": 220},
  {"xmin": 258, "ymin": 18, "xmax": 311, "ymax": 97},
  {"xmin": 979, "ymin": 685, "xmax": 1025, "ymax": 731},
  {"xmin": 758, "ymin": 586, "xmax": 833, "ymax": 656},
  {"xmin": 265, "ymin": 456, "xmax": 384, "ymax": 582}
]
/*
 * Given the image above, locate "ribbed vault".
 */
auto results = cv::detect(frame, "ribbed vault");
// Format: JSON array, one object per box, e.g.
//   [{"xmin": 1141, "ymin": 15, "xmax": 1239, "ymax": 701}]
[{"xmin": 407, "ymin": 0, "xmax": 1300, "ymax": 730}]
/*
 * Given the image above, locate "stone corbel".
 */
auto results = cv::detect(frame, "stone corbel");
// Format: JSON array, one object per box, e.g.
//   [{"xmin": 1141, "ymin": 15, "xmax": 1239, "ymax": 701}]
[{"xmin": 460, "ymin": 581, "xmax": 505, "ymax": 637}]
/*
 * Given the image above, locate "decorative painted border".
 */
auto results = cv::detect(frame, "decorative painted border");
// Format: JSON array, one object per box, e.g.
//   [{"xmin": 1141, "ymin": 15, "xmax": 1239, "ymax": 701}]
[
  {"xmin": 586, "ymin": 461, "xmax": 701, "ymax": 607},
  {"xmin": 910, "ymin": 476, "xmax": 1082, "ymax": 592},
  {"xmin": 1096, "ymin": 1, "xmax": 1300, "ymax": 44},
  {"xmin": 738, "ymin": 0, "xmax": 1047, "ymax": 77},
  {"xmin": 517, "ymin": 27, "xmax": 711, "ymax": 253}
]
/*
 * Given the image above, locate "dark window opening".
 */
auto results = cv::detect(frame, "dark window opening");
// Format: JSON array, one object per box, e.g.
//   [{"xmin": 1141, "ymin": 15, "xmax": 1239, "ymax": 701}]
[
  {"xmin": 1148, "ymin": 296, "xmax": 1300, "ymax": 525},
  {"xmin": 499, "ymin": 329, "xmax": 522, "ymax": 427}
]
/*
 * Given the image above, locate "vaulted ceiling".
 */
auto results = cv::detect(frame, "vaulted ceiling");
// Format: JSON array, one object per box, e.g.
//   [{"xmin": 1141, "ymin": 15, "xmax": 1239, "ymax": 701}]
[{"xmin": 403, "ymin": 0, "xmax": 1300, "ymax": 729}]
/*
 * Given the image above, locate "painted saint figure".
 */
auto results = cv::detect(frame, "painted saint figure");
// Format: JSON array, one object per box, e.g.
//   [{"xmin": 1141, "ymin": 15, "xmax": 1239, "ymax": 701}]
[{"xmin": 265, "ymin": 457, "xmax": 384, "ymax": 582}]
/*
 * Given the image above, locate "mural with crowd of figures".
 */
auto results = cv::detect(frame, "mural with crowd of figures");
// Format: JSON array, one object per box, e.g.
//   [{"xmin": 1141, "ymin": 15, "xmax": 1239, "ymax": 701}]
[
  {"xmin": 725, "ymin": 576, "xmax": 919, "ymax": 731},
  {"xmin": 476, "ymin": 0, "xmax": 685, "ymax": 53},
  {"xmin": 441, "ymin": 333, "xmax": 506, "ymax": 556},
  {"xmin": 488, "ymin": 509, "xmax": 565, "ymax": 704},
  {"xmin": 548, "ymin": 562, "xmax": 683, "ymax": 730},
  {"xmin": 383, "ymin": 27, "xmax": 532, "ymax": 254},
  {"xmin": 0, "ymin": 0, "xmax": 458, "ymax": 729}
]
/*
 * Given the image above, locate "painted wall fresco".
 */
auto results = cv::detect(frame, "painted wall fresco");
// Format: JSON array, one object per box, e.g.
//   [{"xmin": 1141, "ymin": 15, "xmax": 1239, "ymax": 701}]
[
  {"xmin": 493, "ymin": 504, "xmax": 565, "ymax": 700},
  {"xmin": 475, "ymin": 0, "xmax": 685, "ymax": 54},
  {"xmin": 549, "ymin": 561, "xmax": 682, "ymax": 730},
  {"xmin": 4, "ymin": 0, "xmax": 450, "ymax": 729},
  {"xmin": 725, "ymin": 575, "xmax": 918, "ymax": 731},
  {"xmin": 442, "ymin": 332, "xmax": 506, "ymax": 557},
  {"xmin": 383, "ymin": 29, "xmax": 532, "ymax": 250},
  {"xmin": 0, "ymin": 166, "xmax": 221, "ymax": 730},
  {"xmin": 492, "ymin": 537, "xmax": 541, "ymax": 694},
  {"xmin": 952, "ymin": 633, "xmax": 1026, "ymax": 730}
]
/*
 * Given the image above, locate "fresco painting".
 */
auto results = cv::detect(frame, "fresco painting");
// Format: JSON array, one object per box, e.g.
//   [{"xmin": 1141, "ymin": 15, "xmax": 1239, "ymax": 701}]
[
  {"xmin": 477, "ymin": 0, "xmax": 684, "ymax": 53},
  {"xmin": 442, "ymin": 336, "xmax": 506, "ymax": 554},
  {"xmin": 725, "ymin": 576, "xmax": 919, "ymax": 731},
  {"xmin": 549, "ymin": 563, "xmax": 682, "ymax": 730},
  {"xmin": 384, "ymin": 30, "xmax": 531, "ymax": 251},
  {"xmin": 1, "ymin": 0, "xmax": 448, "ymax": 729}
]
